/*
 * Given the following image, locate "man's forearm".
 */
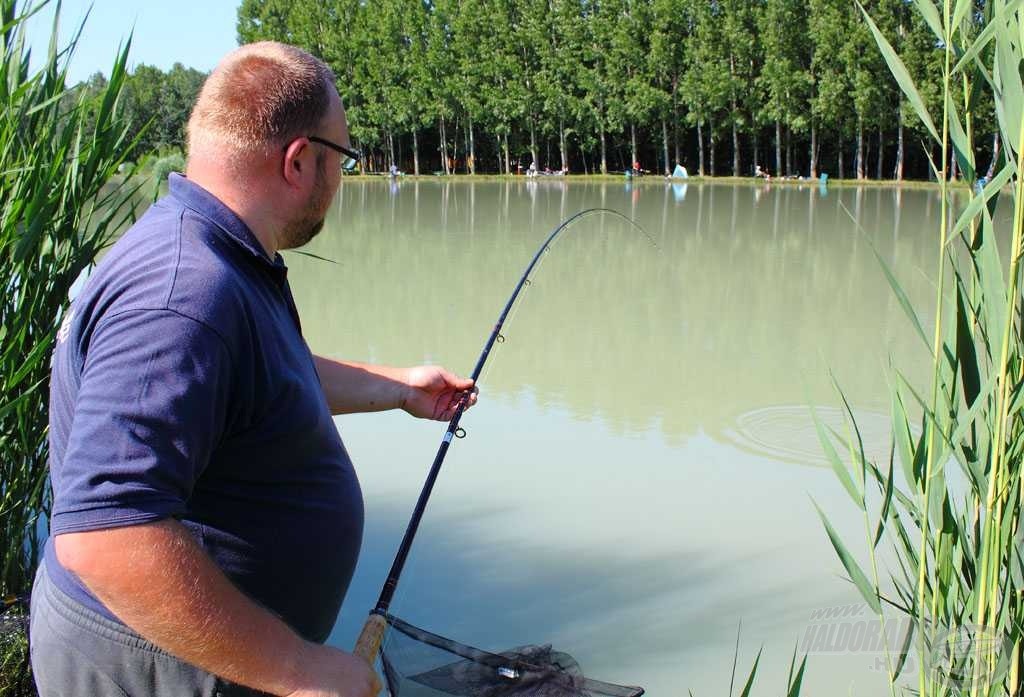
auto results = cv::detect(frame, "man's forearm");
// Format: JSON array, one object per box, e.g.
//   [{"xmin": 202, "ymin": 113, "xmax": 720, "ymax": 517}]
[
  {"xmin": 313, "ymin": 356, "xmax": 409, "ymax": 415},
  {"xmin": 55, "ymin": 520, "xmax": 308, "ymax": 696}
]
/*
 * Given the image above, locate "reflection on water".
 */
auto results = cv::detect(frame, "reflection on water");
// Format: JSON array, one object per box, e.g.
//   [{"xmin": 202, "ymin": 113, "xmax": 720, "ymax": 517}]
[{"xmin": 287, "ymin": 180, "xmax": 950, "ymax": 696}]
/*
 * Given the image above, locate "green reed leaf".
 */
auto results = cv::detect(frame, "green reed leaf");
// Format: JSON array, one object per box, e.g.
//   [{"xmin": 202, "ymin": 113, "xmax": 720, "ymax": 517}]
[
  {"xmin": 953, "ymin": 0, "xmax": 1024, "ymax": 75},
  {"xmin": 951, "ymin": 0, "xmax": 973, "ymax": 34},
  {"xmin": 875, "ymin": 455, "xmax": 896, "ymax": 550},
  {"xmin": 891, "ymin": 384, "xmax": 917, "ymax": 490},
  {"xmin": 870, "ymin": 240, "xmax": 931, "ymax": 352},
  {"xmin": 814, "ymin": 500, "xmax": 882, "ymax": 613},
  {"xmin": 913, "ymin": 0, "xmax": 946, "ymax": 41},
  {"xmin": 946, "ymin": 91, "xmax": 976, "ymax": 181},
  {"xmin": 994, "ymin": 21, "xmax": 1024, "ymax": 155},
  {"xmin": 812, "ymin": 404, "xmax": 864, "ymax": 510},
  {"xmin": 955, "ymin": 285, "xmax": 981, "ymax": 408},
  {"xmin": 738, "ymin": 647, "xmax": 762, "ymax": 697},
  {"xmin": 786, "ymin": 653, "xmax": 807, "ymax": 697},
  {"xmin": 975, "ymin": 208, "xmax": 1007, "ymax": 348},
  {"xmin": 950, "ymin": 163, "xmax": 1014, "ymax": 242},
  {"xmin": 858, "ymin": 3, "xmax": 940, "ymax": 143}
]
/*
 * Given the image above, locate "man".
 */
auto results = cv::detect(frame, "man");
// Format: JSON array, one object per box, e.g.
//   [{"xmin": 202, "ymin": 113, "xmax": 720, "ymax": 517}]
[{"xmin": 30, "ymin": 42, "xmax": 476, "ymax": 697}]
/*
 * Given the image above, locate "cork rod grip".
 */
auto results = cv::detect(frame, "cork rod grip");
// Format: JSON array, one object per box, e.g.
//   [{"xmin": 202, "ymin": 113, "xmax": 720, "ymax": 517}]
[{"xmin": 353, "ymin": 613, "xmax": 388, "ymax": 664}]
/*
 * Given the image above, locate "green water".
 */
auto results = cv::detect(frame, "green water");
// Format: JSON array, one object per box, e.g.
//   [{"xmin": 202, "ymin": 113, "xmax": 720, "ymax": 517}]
[{"xmin": 288, "ymin": 179, "xmax": 947, "ymax": 696}]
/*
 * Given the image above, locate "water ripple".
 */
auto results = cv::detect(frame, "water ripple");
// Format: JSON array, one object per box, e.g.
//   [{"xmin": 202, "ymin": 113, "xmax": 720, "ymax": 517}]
[{"xmin": 723, "ymin": 404, "xmax": 895, "ymax": 468}]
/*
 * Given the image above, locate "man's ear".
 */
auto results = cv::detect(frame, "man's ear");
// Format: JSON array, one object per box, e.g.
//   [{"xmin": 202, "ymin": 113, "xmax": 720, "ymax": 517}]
[{"xmin": 282, "ymin": 137, "xmax": 311, "ymax": 187}]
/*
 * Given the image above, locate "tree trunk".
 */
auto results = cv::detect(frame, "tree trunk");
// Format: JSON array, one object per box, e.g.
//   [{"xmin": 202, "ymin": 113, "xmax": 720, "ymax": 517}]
[
  {"xmin": 732, "ymin": 119, "xmax": 740, "ymax": 176},
  {"xmin": 467, "ymin": 117, "xmax": 475, "ymax": 175},
  {"xmin": 856, "ymin": 119, "xmax": 865, "ymax": 180},
  {"xmin": 896, "ymin": 110, "xmax": 904, "ymax": 181},
  {"xmin": 529, "ymin": 121, "xmax": 538, "ymax": 169},
  {"xmin": 775, "ymin": 119, "xmax": 782, "ymax": 177},
  {"xmin": 730, "ymin": 53, "xmax": 740, "ymax": 176},
  {"xmin": 440, "ymin": 117, "xmax": 449, "ymax": 175},
  {"xmin": 986, "ymin": 132, "xmax": 1000, "ymax": 179},
  {"xmin": 451, "ymin": 115, "xmax": 460, "ymax": 172},
  {"xmin": 503, "ymin": 133, "xmax": 511, "ymax": 175},
  {"xmin": 412, "ymin": 130, "xmax": 420, "ymax": 176},
  {"xmin": 630, "ymin": 123, "xmax": 638, "ymax": 168},
  {"xmin": 753, "ymin": 129, "xmax": 759, "ymax": 171},
  {"xmin": 838, "ymin": 146, "xmax": 844, "ymax": 180},
  {"xmin": 810, "ymin": 122, "xmax": 818, "ymax": 179},
  {"xmin": 876, "ymin": 127, "xmax": 883, "ymax": 180},
  {"xmin": 559, "ymin": 118, "xmax": 569, "ymax": 172},
  {"xmin": 662, "ymin": 119, "xmax": 670, "ymax": 175},
  {"xmin": 709, "ymin": 115, "xmax": 717, "ymax": 177},
  {"xmin": 785, "ymin": 127, "xmax": 793, "ymax": 176},
  {"xmin": 387, "ymin": 130, "xmax": 395, "ymax": 169},
  {"xmin": 600, "ymin": 125, "xmax": 607, "ymax": 174},
  {"xmin": 673, "ymin": 95, "xmax": 681, "ymax": 167},
  {"xmin": 697, "ymin": 120, "xmax": 705, "ymax": 176}
]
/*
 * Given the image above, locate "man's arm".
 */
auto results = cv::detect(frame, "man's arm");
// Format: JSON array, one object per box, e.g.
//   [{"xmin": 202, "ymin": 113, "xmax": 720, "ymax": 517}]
[
  {"xmin": 313, "ymin": 356, "xmax": 476, "ymax": 419},
  {"xmin": 55, "ymin": 520, "xmax": 380, "ymax": 697}
]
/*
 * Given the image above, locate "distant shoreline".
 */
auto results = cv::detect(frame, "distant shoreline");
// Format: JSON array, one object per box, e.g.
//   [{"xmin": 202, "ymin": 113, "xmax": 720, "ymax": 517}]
[{"xmin": 341, "ymin": 173, "xmax": 972, "ymax": 191}]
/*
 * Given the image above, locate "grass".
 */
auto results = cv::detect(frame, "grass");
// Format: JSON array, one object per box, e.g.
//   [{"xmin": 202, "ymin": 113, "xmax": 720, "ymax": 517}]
[{"xmin": 816, "ymin": 1, "xmax": 1024, "ymax": 695}]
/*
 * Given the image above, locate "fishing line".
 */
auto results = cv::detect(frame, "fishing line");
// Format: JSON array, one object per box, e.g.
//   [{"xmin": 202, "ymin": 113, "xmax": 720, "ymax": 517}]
[{"xmin": 354, "ymin": 207, "xmax": 655, "ymax": 663}]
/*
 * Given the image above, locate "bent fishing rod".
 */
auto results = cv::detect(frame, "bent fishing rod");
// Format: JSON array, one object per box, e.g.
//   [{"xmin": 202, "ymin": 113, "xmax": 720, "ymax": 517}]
[{"xmin": 354, "ymin": 207, "xmax": 651, "ymax": 663}]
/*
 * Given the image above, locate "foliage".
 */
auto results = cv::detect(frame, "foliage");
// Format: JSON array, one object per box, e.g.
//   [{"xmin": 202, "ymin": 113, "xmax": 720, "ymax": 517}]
[
  {"xmin": 235, "ymin": 0, "xmax": 987, "ymax": 180},
  {"xmin": 0, "ymin": 0, "xmax": 141, "ymax": 600},
  {"xmin": 151, "ymin": 151, "xmax": 186, "ymax": 184},
  {"xmin": 817, "ymin": 0, "xmax": 1024, "ymax": 694}
]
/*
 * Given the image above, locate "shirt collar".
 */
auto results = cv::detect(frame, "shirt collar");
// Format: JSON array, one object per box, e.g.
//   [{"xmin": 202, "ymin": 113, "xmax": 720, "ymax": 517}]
[{"xmin": 168, "ymin": 173, "xmax": 287, "ymax": 274}]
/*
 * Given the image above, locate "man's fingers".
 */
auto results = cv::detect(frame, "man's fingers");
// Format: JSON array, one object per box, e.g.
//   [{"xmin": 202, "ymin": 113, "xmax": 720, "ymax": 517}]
[{"xmin": 439, "ymin": 368, "xmax": 474, "ymax": 391}]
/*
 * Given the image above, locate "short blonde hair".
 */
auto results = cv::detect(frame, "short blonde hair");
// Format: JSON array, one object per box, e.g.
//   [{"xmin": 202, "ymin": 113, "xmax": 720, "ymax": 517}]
[{"xmin": 187, "ymin": 41, "xmax": 336, "ymax": 162}]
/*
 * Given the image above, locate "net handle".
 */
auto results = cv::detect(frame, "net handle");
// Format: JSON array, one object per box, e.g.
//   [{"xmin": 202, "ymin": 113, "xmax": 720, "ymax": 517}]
[{"xmin": 353, "ymin": 612, "xmax": 387, "ymax": 664}]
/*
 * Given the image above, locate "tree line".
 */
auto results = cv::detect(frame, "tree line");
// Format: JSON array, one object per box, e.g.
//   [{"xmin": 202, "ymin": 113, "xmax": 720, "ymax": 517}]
[
  {"xmin": 236, "ymin": 0, "xmax": 997, "ymax": 180},
  {"xmin": 74, "ymin": 63, "xmax": 206, "ymax": 161}
]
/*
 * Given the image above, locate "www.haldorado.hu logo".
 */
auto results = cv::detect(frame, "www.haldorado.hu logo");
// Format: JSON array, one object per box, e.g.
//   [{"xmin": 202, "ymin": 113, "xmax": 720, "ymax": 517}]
[
  {"xmin": 801, "ymin": 605, "xmax": 1010, "ymax": 690},
  {"xmin": 928, "ymin": 625, "xmax": 1009, "ymax": 691}
]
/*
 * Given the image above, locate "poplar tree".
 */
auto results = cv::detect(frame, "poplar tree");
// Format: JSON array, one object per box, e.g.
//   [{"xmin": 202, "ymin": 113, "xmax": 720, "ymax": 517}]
[
  {"xmin": 650, "ymin": 0, "xmax": 688, "ymax": 174},
  {"xmin": 756, "ymin": 0, "xmax": 811, "ymax": 176},
  {"xmin": 809, "ymin": 0, "xmax": 854, "ymax": 178}
]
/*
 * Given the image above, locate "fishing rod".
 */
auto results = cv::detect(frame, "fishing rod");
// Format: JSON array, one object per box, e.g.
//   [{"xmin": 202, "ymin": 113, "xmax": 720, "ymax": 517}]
[{"xmin": 354, "ymin": 207, "xmax": 653, "ymax": 663}]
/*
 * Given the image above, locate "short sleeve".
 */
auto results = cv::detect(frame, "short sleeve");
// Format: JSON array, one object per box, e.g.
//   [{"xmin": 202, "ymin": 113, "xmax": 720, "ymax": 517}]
[{"xmin": 50, "ymin": 308, "xmax": 233, "ymax": 534}]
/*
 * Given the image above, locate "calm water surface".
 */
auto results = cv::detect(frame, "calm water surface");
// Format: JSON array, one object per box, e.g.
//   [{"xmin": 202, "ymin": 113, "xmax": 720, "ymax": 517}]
[{"xmin": 287, "ymin": 179, "xmax": 948, "ymax": 696}]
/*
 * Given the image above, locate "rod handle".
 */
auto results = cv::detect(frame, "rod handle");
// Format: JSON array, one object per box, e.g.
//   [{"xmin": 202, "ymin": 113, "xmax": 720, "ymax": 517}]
[{"xmin": 353, "ymin": 612, "xmax": 387, "ymax": 664}]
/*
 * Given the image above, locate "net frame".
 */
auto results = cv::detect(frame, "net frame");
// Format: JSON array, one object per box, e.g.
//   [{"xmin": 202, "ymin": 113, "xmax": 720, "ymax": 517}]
[{"xmin": 381, "ymin": 614, "xmax": 644, "ymax": 697}]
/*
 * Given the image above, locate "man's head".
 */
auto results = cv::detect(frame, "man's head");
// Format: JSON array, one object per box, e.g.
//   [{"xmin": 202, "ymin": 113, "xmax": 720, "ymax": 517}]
[{"xmin": 186, "ymin": 42, "xmax": 351, "ymax": 253}]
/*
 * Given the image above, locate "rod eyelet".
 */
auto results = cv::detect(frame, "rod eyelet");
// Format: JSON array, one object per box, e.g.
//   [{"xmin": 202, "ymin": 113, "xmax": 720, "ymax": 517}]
[
  {"xmin": 454, "ymin": 427, "xmax": 467, "ymax": 439},
  {"xmin": 496, "ymin": 334, "xmax": 505, "ymax": 343}
]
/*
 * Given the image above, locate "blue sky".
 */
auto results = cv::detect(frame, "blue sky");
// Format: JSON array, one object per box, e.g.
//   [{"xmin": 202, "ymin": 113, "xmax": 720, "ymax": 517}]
[{"xmin": 25, "ymin": 1, "xmax": 239, "ymax": 84}]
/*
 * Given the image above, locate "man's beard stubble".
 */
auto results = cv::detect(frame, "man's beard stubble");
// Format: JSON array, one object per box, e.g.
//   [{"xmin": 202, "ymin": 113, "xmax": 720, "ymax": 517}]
[{"xmin": 280, "ymin": 156, "xmax": 330, "ymax": 250}]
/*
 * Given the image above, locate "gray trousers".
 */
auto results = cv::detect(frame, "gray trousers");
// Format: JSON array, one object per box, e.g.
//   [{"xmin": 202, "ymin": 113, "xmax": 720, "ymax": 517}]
[{"xmin": 30, "ymin": 560, "xmax": 266, "ymax": 697}]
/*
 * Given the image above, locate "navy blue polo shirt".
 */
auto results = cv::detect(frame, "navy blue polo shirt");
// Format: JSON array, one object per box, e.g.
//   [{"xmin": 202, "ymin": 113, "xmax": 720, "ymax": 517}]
[{"xmin": 44, "ymin": 173, "xmax": 364, "ymax": 642}]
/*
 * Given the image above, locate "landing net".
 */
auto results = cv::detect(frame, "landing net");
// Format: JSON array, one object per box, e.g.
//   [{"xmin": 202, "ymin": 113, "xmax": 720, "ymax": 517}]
[{"xmin": 381, "ymin": 614, "xmax": 644, "ymax": 697}]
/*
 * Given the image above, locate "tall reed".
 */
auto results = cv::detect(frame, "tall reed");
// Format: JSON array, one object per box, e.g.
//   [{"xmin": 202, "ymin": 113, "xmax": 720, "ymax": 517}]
[
  {"xmin": 818, "ymin": 1, "xmax": 1024, "ymax": 695},
  {"xmin": 0, "ymin": 0, "xmax": 140, "ymax": 601}
]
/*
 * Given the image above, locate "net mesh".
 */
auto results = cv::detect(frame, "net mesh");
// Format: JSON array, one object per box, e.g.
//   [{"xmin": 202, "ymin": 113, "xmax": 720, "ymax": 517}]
[{"xmin": 381, "ymin": 615, "xmax": 644, "ymax": 697}]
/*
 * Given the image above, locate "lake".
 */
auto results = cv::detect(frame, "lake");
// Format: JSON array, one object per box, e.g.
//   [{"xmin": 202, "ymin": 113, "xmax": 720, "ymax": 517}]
[{"xmin": 285, "ymin": 178, "xmax": 948, "ymax": 696}]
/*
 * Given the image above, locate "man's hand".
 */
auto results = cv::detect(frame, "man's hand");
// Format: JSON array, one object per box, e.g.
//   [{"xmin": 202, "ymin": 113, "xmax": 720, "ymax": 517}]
[
  {"xmin": 400, "ymin": 365, "xmax": 477, "ymax": 421},
  {"xmin": 286, "ymin": 643, "xmax": 381, "ymax": 697}
]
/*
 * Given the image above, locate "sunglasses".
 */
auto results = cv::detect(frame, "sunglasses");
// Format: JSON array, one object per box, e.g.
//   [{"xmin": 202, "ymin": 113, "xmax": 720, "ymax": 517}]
[{"xmin": 308, "ymin": 135, "xmax": 362, "ymax": 171}]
